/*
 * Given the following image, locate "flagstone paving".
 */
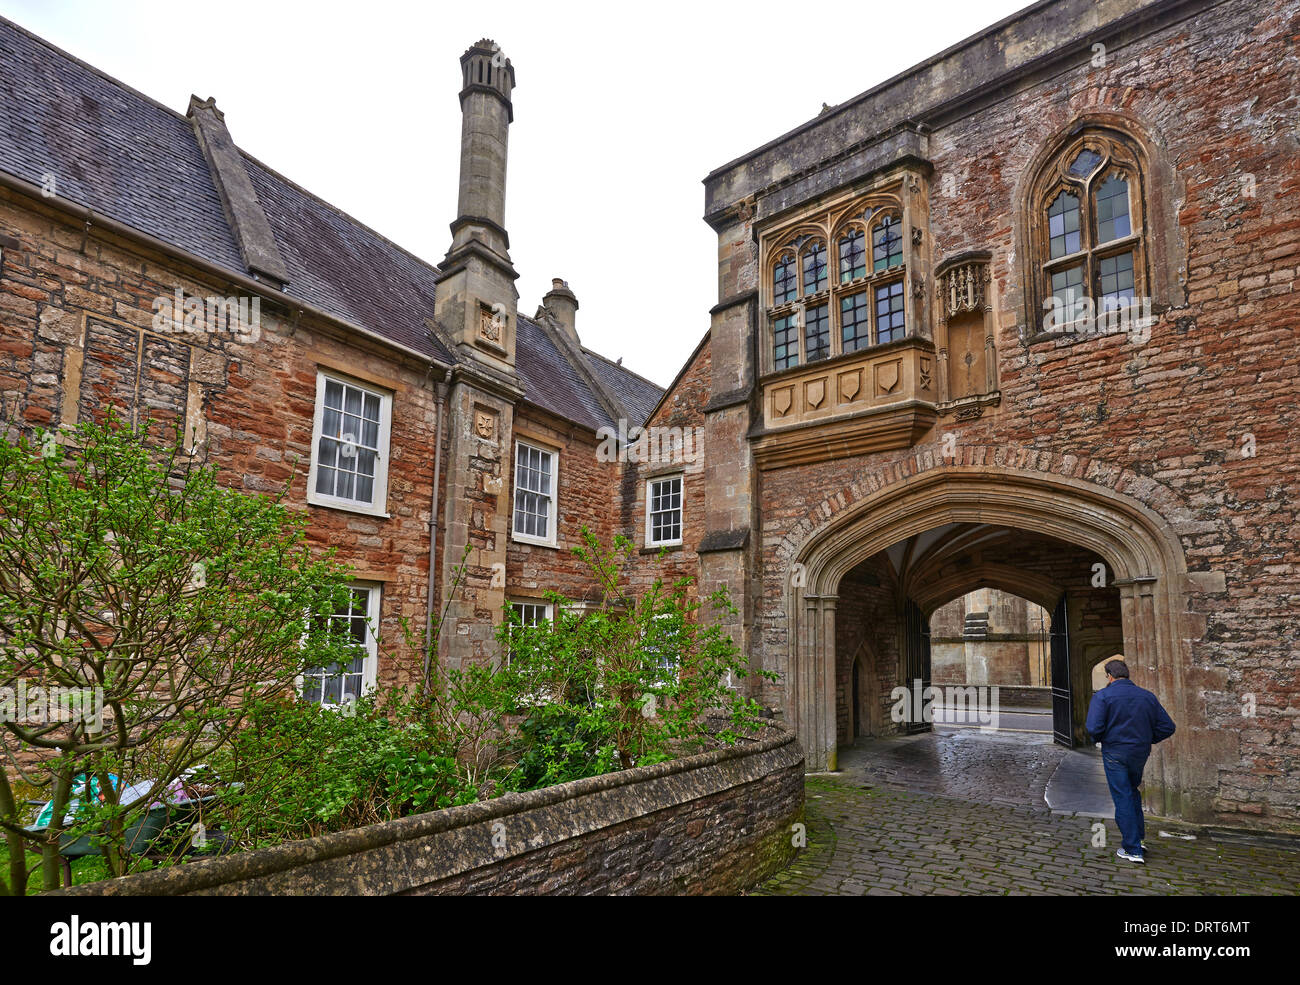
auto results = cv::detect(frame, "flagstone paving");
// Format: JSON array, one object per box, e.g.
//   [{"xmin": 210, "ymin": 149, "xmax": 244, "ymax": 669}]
[{"xmin": 754, "ymin": 731, "xmax": 1300, "ymax": 896}]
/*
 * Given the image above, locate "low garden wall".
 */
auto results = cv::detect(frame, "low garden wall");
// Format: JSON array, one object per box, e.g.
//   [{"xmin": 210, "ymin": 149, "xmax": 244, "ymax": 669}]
[{"xmin": 54, "ymin": 726, "xmax": 804, "ymax": 896}]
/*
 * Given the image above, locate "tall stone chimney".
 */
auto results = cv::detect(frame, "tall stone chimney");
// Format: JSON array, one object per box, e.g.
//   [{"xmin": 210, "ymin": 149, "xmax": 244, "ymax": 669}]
[
  {"xmin": 542, "ymin": 278, "xmax": 579, "ymax": 343},
  {"xmin": 433, "ymin": 39, "xmax": 519, "ymax": 370}
]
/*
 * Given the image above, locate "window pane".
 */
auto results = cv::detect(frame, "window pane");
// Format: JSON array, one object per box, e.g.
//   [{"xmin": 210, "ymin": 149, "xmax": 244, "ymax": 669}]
[
  {"xmin": 773, "ymin": 314, "xmax": 799, "ymax": 370},
  {"xmin": 806, "ymin": 304, "xmax": 829, "ymax": 363},
  {"xmin": 1068, "ymin": 148, "xmax": 1103, "ymax": 178},
  {"xmin": 1097, "ymin": 251, "xmax": 1136, "ymax": 310},
  {"xmin": 874, "ymin": 282, "xmax": 906, "ymax": 344},
  {"xmin": 773, "ymin": 253, "xmax": 797, "ymax": 305},
  {"xmin": 324, "ymin": 379, "xmax": 344, "ymax": 411},
  {"xmin": 801, "ymin": 240, "xmax": 827, "ymax": 294},
  {"xmin": 1049, "ymin": 264, "xmax": 1087, "ymax": 326},
  {"xmin": 840, "ymin": 292, "xmax": 870, "ymax": 353},
  {"xmin": 873, "ymin": 216, "xmax": 903, "ymax": 271},
  {"xmin": 343, "ymin": 385, "xmax": 363, "ymax": 418},
  {"xmin": 317, "ymin": 436, "xmax": 339, "ymax": 470},
  {"xmin": 1095, "ymin": 175, "xmax": 1131, "ymax": 243},
  {"xmin": 335, "ymin": 468, "xmax": 355, "ymax": 501},
  {"xmin": 322, "ymin": 406, "xmax": 341, "ymax": 439},
  {"xmin": 1048, "ymin": 192, "xmax": 1081, "ymax": 258},
  {"xmin": 839, "ymin": 229, "xmax": 866, "ymax": 283}
]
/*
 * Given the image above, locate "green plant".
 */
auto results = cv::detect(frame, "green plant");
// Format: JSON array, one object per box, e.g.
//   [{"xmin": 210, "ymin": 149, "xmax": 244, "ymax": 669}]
[
  {"xmin": 0, "ymin": 412, "xmax": 357, "ymax": 893},
  {"xmin": 496, "ymin": 529, "xmax": 777, "ymax": 781}
]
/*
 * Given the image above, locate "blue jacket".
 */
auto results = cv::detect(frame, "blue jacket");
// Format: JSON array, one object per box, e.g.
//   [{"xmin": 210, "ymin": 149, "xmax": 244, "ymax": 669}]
[{"xmin": 1084, "ymin": 678, "xmax": 1176, "ymax": 749}]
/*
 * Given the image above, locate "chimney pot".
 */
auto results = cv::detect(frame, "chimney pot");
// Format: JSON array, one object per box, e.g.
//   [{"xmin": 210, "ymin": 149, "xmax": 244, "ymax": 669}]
[{"xmin": 543, "ymin": 278, "xmax": 579, "ymax": 344}]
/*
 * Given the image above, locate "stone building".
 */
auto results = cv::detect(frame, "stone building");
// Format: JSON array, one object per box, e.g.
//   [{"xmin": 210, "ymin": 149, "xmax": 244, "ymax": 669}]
[{"xmin": 1, "ymin": 0, "xmax": 1297, "ymax": 832}]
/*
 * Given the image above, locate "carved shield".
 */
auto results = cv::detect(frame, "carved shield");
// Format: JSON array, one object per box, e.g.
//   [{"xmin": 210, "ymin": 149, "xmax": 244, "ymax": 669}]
[
  {"xmin": 839, "ymin": 370, "xmax": 861, "ymax": 403},
  {"xmin": 806, "ymin": 378, "xmax": 825, "ymax": 409},
  {"xmin": 878, "ymin": 361, "xmax": 900, "ymax": 394},
  {"xmin": 773, "ymin": 386, "xmax": 793, "ymax": 417}
]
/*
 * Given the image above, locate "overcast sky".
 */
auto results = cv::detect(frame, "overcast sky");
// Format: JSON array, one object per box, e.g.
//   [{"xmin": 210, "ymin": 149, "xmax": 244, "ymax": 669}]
[{"xmin": 5, "ymin": 0, "xmax": 1033, "ymax": 385}]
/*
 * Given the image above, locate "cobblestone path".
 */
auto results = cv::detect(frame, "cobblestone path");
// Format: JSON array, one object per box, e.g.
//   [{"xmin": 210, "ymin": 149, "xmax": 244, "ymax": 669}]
[{"xmin": 755, "ymin": 731, "xmax": 1300, "ymax": 896}]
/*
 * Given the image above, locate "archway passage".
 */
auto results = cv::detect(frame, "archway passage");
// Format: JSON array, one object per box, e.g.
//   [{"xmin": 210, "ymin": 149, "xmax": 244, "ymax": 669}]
[
  {"xmin": 834, "ymin": 524, "xmax": 1123, "ymax": 751},
  {"xmin": 787, "ymin": 467, "xmax": 1192, "ymax": 816}
]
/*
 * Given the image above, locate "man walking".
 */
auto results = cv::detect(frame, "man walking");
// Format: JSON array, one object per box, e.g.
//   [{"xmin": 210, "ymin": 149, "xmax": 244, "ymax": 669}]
[{"xmin": 1084, "ymin": 658, "xmax": 1177, "ymax": 864}]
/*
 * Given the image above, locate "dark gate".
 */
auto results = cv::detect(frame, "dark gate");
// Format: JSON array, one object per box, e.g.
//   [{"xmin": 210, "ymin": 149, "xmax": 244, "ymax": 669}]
[
  {"xmin": 902, "ymin": 598, "xmax": 931, "ymax": 735},
  {"xmin": 1049, "ymin": 595, "xmax": 1073, "ymax": 747}
]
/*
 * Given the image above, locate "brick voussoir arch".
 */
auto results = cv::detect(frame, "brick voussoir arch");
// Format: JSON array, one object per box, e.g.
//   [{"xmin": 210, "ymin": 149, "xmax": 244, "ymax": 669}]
[{"xmin": 775, "ymin": 444, "xmax": 1191, "ymax": 586}]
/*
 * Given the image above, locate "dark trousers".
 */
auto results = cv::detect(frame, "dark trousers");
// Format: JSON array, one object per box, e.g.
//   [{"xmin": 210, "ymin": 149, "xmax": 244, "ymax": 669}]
[{"xmin": 1102, "ymin": 744, "xmax": 1150, "ymax": 856}]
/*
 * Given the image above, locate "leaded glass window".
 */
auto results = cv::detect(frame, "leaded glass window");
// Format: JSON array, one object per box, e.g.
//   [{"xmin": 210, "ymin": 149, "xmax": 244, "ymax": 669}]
[
  {"xmin": 1034, "ymin": 132, "xmax": 1147, "ymax": 333},
  {"xmin": 802, "ymin": 240, "xmax": 827, "ymax": 294},
  {"xmin": 806, "ymin": 304, "xmax": 829, "ymax": 362},
  {"xmin": 774, "ymin": 252, "xmax": 797, "ymax": 305},
  {"xmin": 773, "ymin": 313, "xmax": 800, "ymax": 369},
  {"xmin": 841, "ymin": 291, "xmax": 870, "ymax": 353},
  {"xmin": 873, "ymin": 215, "xmax": 903, "ymax": 271},
  {"xmin": 839, "ymin": 229, "xmax": 866, "ymax": 283},
  {"xmin": 875, "ymin": 281, "xmax": 906, "ymax": 344},
  {"xmin": 1048, "ymin": 192, "xmax": 1081, "ymax": 259},
  {"xmin": 1095, "ymin": 176, "xmax": 1131, "ymax": 243}
]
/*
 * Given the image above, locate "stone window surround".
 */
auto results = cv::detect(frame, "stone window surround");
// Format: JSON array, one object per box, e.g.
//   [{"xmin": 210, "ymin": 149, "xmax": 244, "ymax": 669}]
[
  {"xmin": 645, "ymin": 472, "xmax": 684, "ymax": 549},
  {"xmin": 306, "ymin": 368, "xmax": 394, "ymax": 519},
  {"xmin": 1031, "ymin": 130, "xmax": 1146, "ymax": 333},
  {"xmin": 298, "ymin": 579, "xmax": 381, "ymax": 707},
  {"xmin": 759, "ymin": 181, "xmax": 911, "ymax": 378},
  {"xmin": 1017, "ymin": 112, "xmax": 1183, "ymax": 344},
  {"xmin": 511, "ymin": 437, "xmax": 560, "ymax": 549}
]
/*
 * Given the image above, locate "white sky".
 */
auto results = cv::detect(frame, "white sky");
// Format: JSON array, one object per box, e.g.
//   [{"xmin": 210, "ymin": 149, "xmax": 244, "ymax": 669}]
[{"xmin": 5, "ymin": 0, "xmax": 1034, "ymax": 385}]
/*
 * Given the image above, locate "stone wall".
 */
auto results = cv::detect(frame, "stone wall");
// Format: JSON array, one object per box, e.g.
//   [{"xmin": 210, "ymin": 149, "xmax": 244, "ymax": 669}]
[
  {"xmin": 0, "ymin": 187, "xmax": 442, "ymax": 696},
  {"xmin": 51, "ymin": 726, "xmax": 803, "ymax": 897},
  {"xmin": 692, "ymin": 0, "xmax": 1300, "ymax": 827}
]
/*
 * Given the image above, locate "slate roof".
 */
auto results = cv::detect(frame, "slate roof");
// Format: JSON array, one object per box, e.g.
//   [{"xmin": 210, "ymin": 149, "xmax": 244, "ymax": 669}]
[
  {"xmin": 515, "ymin": 316, "xmax": 613, "ymax": 432},
  {"xmin": 583, "ymin": 348, "xmax": 664, "ymax": 428},
  {"xmin": 0, "ymin": 16, "xmax": 664, "ymax": 431}
]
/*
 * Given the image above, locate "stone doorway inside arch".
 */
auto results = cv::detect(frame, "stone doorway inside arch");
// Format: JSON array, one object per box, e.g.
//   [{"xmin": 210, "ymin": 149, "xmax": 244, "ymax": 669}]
[
  {"xmin": 789, "ymin": 468, "xmax": 1195, "ymax": 816},
  {"xmin": 834, "ymin": 524, "xmax": 1123, "ymax": 754}
]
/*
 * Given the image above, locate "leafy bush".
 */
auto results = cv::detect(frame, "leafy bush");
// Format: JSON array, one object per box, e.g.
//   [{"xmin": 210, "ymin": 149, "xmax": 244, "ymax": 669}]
[
  {"xmin": 495, "ymin": 530, "xmax": 777, "ymax": 779},
  {"xmin": 0, "ymin": 412, "xmax": 356, "ymax": 894}
]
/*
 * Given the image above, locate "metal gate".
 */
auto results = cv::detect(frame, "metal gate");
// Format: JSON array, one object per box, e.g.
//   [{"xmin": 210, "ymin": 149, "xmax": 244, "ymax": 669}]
[
  {"xmin": 1049, "ymin": 595, "xmax": 1073, "ymax": 747},
  {"xmin": 902, "ymin": 598, "xmax": 931, "ymax": 735}
]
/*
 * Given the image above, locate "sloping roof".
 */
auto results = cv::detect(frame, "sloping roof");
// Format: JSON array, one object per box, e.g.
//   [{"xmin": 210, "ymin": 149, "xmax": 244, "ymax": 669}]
[
  {"xmin": 582, "ymin": 348, "xmax": 664, "ymax": 428},
  {"xmin": 0, "ymin": 16, "xmax": 452, "ymax": 363},
  {"xmin": 0, "ymin": 16, "xmax": 666, "ymax": 431},
  {"xmin": 515, "ymin": 315, "xmax": 614, "ymax": 432}
]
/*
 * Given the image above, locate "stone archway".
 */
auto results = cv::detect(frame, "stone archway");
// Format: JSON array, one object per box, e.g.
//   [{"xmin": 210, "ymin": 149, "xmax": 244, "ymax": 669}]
[{"xmin": 783, "ymin": 463, "xmax": 1197, "ymax": 817}]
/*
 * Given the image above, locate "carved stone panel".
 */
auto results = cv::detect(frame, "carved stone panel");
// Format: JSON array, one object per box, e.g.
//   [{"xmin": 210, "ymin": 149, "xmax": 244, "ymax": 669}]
[
  {"xmin": 474, "ymin": 408, "xmax": 497, "ymax": 442},
  {"xmin": 805, "ymin": 377, "xmax": 826, "ymax": 409},
  {"xmin": 838, "ymin": 369, "xmax": 861, "ymax": 404},
  {"xmin": 773, "ymin": 385, "xmax": 794, "ymax": 418},
  {"xmin": 876, "ymin": 360, "xmax": 901, "ymax": 395}
]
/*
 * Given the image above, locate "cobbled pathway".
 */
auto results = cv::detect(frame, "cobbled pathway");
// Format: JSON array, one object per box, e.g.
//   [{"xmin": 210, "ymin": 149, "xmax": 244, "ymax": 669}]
[{"xmin": 755, "ymin": 730, "xmax": 1300, "ymax": 896}]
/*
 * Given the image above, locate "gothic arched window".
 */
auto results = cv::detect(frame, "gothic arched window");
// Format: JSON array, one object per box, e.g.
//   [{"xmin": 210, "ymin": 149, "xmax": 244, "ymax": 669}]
[
  {"xmin": 1032, "ymin": 132, "xmax": 1145, "ymax": 331},
  {"xmin": 763, "ymin": 198, "xmax": 909, "ymax": 372}
]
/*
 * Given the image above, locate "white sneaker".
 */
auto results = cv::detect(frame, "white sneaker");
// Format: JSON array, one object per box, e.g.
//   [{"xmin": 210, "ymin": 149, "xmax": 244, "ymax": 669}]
[{"xmin": 1116, "ymin": 848, "xmax": 1146, "ymax": 863}]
